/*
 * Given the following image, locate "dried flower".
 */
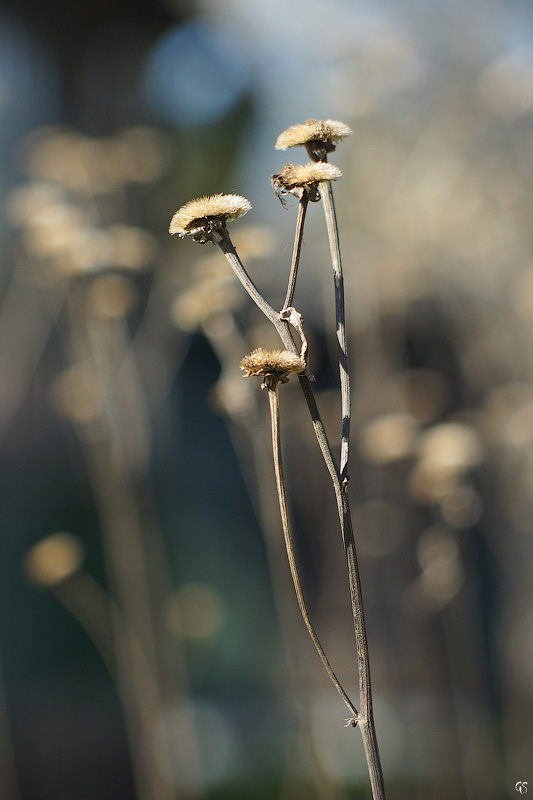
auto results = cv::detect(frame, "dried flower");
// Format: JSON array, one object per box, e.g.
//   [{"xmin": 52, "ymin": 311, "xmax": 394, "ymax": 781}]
[
  {"xmin": 169, "ymin": 193, "xmax": 252, "ymax": 243},
  {"xmin": 271, "ymin": 162, "xmax": 342, "ymax": 204},
  {"xmin": 240, "ymin": 347, "xmax": 306, "ymax": 388},
  {"xmin": 275, "ymin": 118, "xmax": 353, "ymax": 161}
]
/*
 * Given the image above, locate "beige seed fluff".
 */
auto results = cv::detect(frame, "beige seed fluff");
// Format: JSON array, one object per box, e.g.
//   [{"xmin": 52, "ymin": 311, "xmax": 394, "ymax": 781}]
[
  {"xmin": 169, "ymin": 194, "xmax": 252, "ymax": 237},
  {"xmin": 274, "ymin": 162, "xmax": 342, "ymax": 188},
  {"xmin": 240, "ymin": 348, "xmax": 306, "ymax": 379},
  {"xmin": 275, "ymin": 119, "xmax": 353, "ymax": 151}
]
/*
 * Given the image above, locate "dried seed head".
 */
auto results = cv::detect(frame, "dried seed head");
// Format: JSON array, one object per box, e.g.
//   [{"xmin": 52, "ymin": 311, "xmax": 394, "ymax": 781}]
[
  {"xmin": 271, "ymin": 162, "xmax": 342, "ymax": 203},
  {"xmin": 240, "ymin": 347, "xmax": 306, "ymax": 388},
  {"xmin": 169, "ymin": 194, "xmax": 252, "ymax": 243},
  {"xmin": 275, "ymin": 119, "xmax": 353, "ymax": 162}
]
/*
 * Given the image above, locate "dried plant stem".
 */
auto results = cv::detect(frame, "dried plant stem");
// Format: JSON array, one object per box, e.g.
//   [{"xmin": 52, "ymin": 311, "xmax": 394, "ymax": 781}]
[
  {"xmin": 204, "ymin": 312, "xmax": 348, "ymax": 799},
  {"xmin": 217, "ymin": 229, "xmax": 280, "ymax": 326},
  {"xmin": 282, "ymin": 194, "xmax": 309, "ymax": 311},
  {"xmin": 217, "ymin": 228, "xmax": 386, "ymax": 800},
  {"xmin": 267, "ymin": 382, "xmax": 358, "ymax": 720},
  {"xmin": 320, "ymin": 181, "xmax": 351, "ymax": 485},
  {"xmin": 297, "ymin": 379, "xmax": 385, "ymax": 799}
]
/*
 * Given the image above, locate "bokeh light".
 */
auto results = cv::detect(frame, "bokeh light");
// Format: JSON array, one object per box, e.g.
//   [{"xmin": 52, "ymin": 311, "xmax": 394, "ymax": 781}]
[{"xmin": 143, "ymin": 20, "xmax": 252, "ymax": 126}]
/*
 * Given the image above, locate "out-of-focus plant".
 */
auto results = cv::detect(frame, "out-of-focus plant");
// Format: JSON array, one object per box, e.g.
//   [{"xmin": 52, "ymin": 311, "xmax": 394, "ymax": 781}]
[{"xmin": 8, "ymin": 125, "xmax": 201, "ymax": 800}]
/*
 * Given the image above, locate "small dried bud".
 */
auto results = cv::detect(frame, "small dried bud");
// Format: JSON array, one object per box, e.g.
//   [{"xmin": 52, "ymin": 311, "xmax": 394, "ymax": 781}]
[
  {"xmin": 271, "ymin": 162, "xmax": 342, "ymax": 204},
  {"xmin": 275, "ymin": 119, "xmax": 353, "ymax": 162},
  {"xmin": 169, "ymin": 194, "xmax": 252, "ymax": 243},
  {"xmin": 240, "ymin": 347, "xmax": 305, "ymax": 388}
]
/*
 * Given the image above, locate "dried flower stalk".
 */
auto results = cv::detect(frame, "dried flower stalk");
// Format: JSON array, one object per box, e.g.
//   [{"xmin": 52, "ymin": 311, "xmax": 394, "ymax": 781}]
[
  {"xmin": 241, "ymin": 353, "xmax": 358, "ymax": 720},
  {"xmin": 169, "ymin": 117, "xmax": 386, "ymax": 798},
  {"xmin": 275, "ymin": 119, "xmax": 352, "ymax": 483}
]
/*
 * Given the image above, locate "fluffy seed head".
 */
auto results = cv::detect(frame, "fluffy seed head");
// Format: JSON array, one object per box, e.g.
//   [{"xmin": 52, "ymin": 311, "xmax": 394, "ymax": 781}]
[
  {"xmin": 169, "ymin": 194, "xmax": 252, "ymax": 242},
  {"xmin": 240, "ymin": 348, "xmax": 306, "ymax": 387},
  {"xmin": 271, "ymin": 162, "xmax": 342, "ymax": 203},
  {"xmin": 275, "ymin": 119, "xmax": 353, "ymax": 161}
]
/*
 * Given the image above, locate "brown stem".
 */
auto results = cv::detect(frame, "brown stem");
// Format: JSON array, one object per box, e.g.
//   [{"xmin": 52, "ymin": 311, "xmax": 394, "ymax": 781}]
[
  {"xmin": 267, "ymin": 381, "xmax": 358, "ymax": 720},
  {"xmin": 217, "ymin": 229, "xmax": 386, "ymax": 800},
  {"xmin": 320, "ymin": 181, "xmax": 351, "ymax": 486},
  {"xmin": 282, "ymin": 194, "xmax": 309, "ymax": 311}
]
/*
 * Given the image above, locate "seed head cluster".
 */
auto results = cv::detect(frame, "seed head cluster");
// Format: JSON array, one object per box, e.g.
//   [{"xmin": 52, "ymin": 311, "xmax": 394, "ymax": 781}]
[
  {"xmin": 169, "ymin": 194, "xmax": 252, "ymax": 242},
  {"xmin": 271, "ymin": 162, "xmax": 342, "ymax": 203},
  {"xmin": 240, "ymin": 348, "xmax": 306, "ymax": 387},
  {"xmin": 275, "ymin": 119, "xmax": 353, "ymax": 161}
]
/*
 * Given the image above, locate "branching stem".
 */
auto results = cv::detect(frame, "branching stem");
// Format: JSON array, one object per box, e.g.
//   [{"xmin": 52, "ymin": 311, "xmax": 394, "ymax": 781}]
[{"xmin": 217, "ymin": 226, "xmax": 386, "ymax": 800}]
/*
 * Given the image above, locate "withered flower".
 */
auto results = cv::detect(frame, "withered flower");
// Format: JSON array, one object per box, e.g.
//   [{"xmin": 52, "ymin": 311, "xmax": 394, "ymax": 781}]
[
  {"xmin": 271, "ymin": 162, "xmax": 342, "ymax": 204},
  {"xmin": 169, "ymin": 194, "xmax": 251, "ymax": 243},
  {"xmin": 240, "ymin": 348, "xmax": 305, "ymax": 388},
  {"xmin": 275, "ymin": 118, "xmax": 353, "ymax": 161}
]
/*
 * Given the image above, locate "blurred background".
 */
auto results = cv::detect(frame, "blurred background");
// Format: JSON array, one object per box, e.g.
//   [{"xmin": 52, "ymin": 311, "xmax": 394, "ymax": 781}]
[{"xmin": 1, "ymin": 0, "xmax": 533, "ymax": 798}]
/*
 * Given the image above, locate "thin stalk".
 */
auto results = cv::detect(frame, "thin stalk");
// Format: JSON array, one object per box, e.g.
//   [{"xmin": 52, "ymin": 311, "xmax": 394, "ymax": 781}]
[
  {"xmin": 320, "ymin": 181, "xmax": 351, "ymax": 486},
  {"xmin": 204, "ymin": 316, "xmax": 349, "ymax": 799},
  {"xmin": 282, "ymin": 194, "xmax": 309, "ymax": 311},
  {"xmin": 267, "ymin": 381, "xmax": 358, "ymax": 721},
  {"xmin": 218, "ymin": 229, "xmax": 306, "ymax": 356},
  {"xmin": 297, "ymin": 379, "xmax": 385, "ymax": 799},
  {"xmin": 217, "ymin": 228, "xmax": 386, "ymax": 799},
  {"xmin": 217, "ymin": 228, "xmax": 280, "ymax": 326}
]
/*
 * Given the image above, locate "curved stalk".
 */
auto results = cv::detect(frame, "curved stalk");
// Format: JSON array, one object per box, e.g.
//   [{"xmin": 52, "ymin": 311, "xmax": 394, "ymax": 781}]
[
  {"xmin": 217, "ymin": 228, "xmax": 386, "ymax": 799},
  {"xmin": 267, "ymin": 381, "xmax": 358, "ymax": 721}
]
